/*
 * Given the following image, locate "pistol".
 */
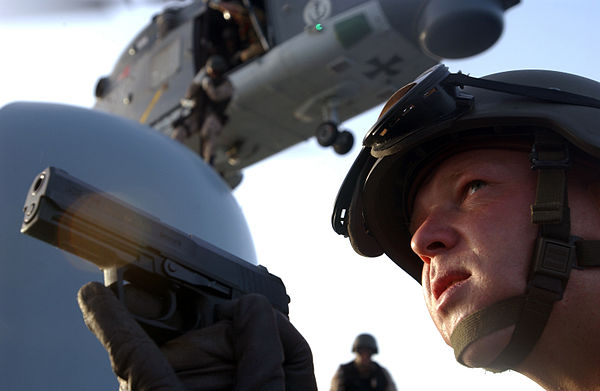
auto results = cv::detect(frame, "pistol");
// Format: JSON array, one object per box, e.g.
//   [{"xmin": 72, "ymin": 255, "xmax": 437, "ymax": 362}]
[{"xmin": 21, "ymin": 167, "xmax": 289, "ymax": 343}]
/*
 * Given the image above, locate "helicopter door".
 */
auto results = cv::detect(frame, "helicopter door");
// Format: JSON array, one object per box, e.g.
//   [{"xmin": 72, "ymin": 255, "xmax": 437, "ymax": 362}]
[
  {"xmin": 192, "ymin": 0, "xmax": 270, "ymax": 73},
  {"xmin": 241, "ymin": 0, "xmax": 270, "ymax": 52}
]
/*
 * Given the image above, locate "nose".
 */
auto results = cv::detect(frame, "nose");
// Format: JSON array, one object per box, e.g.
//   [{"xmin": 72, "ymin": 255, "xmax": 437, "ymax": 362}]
[{"xmin": 410, "ymin": 209, "xmax": 458, "ymax": 264}]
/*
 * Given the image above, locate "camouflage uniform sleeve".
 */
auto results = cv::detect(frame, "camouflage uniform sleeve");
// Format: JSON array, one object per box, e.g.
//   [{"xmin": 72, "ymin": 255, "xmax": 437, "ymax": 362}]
[{"xmin": 202, "ymin": 78, "xmax": 234, "ymax": 102}]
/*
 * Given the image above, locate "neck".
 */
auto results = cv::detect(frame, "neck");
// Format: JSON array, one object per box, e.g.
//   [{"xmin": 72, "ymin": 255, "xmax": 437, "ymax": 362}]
[
  {"xmin": 519, "ymin": 339, "xmax": 600, "ymax": 391},
  {"xmin": 516, "ymin": 272, "xmax": 600, "ymax": 390},
  {"xmin": 355, "ymin": 359, "xmax": 372, "ymax": 371}
]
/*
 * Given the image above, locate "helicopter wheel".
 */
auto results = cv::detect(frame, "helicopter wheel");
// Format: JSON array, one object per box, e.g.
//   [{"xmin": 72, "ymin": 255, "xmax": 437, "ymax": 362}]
[
  {"xmin": 333, "ymin": 130, "xmax": 354, "ymax": 155},
  {"xmin": 95, "ymin": 77, "xmax": 109, "ymax": 99},
  {"xmin": 316, "ymin": 121, "xmax": 339, "ymax": 147}
]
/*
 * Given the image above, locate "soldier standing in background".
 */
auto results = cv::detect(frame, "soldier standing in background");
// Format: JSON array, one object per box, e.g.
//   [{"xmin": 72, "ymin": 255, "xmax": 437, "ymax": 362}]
[{"xmin": 330, "ymin": 334, "xmax": 397, "ymax": 391}]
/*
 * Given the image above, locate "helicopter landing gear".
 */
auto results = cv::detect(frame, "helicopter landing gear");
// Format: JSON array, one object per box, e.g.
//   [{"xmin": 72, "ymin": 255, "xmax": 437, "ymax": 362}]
[
  {"xmin": 315, "ymin": 98, "xmax": 354, "ymax": 155},
  {"xmin": 316, "ymin": 121, "xmax": 338, "ymax": 147},
  {"xmin": 333, "ymin": 130, "xmax": 354, "ymax": 155},
  {"xmin": 315, "ymin": 121, "xmax": 354, "ymax": 155}
]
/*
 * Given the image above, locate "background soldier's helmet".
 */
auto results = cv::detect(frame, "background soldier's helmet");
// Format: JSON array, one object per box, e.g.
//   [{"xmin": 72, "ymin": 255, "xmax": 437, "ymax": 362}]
[
  {"xmin": 352, "ymin": 333, "xmax": 378, "ymax": 354},
  {"xmin": 206, "ymin": 54, "xmax": 228, "ymax": 76}
]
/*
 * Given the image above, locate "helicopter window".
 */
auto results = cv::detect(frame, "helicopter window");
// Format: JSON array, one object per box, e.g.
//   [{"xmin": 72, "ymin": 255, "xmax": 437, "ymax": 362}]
[
  {"xmin": 334, "ymin": 13, "xmax": 372, "ymax": 49},
  {"xmin": 150, "ymin": 38, "xmax": 181, "ymax": 88}
]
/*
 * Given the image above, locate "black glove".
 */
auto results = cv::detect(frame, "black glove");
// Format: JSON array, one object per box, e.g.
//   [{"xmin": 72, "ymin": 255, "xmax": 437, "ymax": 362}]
[{"xmin": 78, "ymin": 282, "xmax": 317, "ymax": 391}]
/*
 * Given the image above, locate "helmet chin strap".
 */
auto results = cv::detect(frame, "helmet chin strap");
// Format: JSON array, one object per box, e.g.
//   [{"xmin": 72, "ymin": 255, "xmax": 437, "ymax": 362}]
[{"xmin": 450, "ymin": 132, "xmax": 579, "ymax": 372}]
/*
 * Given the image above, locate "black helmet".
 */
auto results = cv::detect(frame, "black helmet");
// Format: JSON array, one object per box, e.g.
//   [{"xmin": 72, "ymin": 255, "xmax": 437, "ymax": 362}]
[
  {"xmin": 352, "ymin": 333, "xmax": 378, "ymax": 354},
  {"xmin": 336, "ymin": 65, "xmax": 600, "ymax": 281},
  {"xmin": 205, "ymin": 54, "xmax": 228, "ymax": 76},
  {"xmin": 332, "ymin": 64, "xmax": 600, "ymax": 372}
]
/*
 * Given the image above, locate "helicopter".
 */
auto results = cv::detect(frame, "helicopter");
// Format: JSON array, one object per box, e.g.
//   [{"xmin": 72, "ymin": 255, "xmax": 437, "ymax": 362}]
[{"xmin": 93, "ymin": 0, "xmax": 520, "ymax": 187}]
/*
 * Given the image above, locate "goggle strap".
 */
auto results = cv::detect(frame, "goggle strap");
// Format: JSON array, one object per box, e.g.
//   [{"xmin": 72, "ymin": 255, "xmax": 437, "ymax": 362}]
[{"xmin": 445, "ymin": 73, "xmax": 600, "ymax": 109}]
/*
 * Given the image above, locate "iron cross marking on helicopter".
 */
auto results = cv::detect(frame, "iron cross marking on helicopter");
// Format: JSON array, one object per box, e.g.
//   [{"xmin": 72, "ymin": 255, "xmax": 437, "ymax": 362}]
[
  {"xmin": 363, "ymin": 55, "xmax": 403, "ymax": 80},
  {"xmin": 93, "ymin": 0, "xmax": 520, "ymax": 188}
]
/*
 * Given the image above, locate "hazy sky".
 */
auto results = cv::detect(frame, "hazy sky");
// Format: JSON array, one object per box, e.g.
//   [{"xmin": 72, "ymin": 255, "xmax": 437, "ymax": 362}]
[{"xmin": 1, "ymin": 1, "xmax": 599, "ymax": 389}]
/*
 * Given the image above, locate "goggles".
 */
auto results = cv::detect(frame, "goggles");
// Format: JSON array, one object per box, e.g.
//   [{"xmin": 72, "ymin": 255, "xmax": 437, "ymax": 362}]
[{"xmin": 332, "ymin": 64, "xmax": 600, "ymax": 237}]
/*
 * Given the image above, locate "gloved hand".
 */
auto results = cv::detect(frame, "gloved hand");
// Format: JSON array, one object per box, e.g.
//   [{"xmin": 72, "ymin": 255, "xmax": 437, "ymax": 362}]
[
  {"xmin": 78, "ymin": 282, "xmax": 317, "ymax": 391},
  {"xmin": 201, "ymin": 76, "xmax": 213, "ymax": 91},
  {"xmin": 180, "ymin": 98, "xmax": 196, "ymax": 109}
]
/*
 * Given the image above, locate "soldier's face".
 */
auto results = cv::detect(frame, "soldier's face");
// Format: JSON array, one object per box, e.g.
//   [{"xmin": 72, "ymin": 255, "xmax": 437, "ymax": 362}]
[
  {"xmin": 356, "ymin": 348, "xmax": 373, "ymax": 366},
  {"xmin": 409, "ymin": 149, "xmax": 537, "ymax": 367}
]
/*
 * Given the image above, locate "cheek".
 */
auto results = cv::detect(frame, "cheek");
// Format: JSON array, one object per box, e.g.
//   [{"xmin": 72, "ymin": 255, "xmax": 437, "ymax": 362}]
[
  {"xmin": 421, "ymin": 264, "xmax": 450, "ymax": 338},
  {"xmin": 421, "ymin": 264, "xmax": 432, "ymax": 304},
  {"xmin": 466, "ymin": 196, "xmax": 536, "ymax": 292},
  {"xmin": 421, "ymin": 264, "xmax": 436, "ymax": 316}
]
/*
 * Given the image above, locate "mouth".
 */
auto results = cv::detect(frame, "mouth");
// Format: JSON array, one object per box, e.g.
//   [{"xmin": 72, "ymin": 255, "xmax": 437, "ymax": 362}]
[{"xmin": 432, "ymin": 271, "xmax": 471, "ymax": 302}]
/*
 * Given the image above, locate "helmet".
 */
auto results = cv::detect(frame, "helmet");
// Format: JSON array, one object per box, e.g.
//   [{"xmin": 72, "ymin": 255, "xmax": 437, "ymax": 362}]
[
  {"xmin": 352, "ymin": 333, "xmax": 378, "ymax": 354},
  {"xmin": 332, "ymin": 64, "xmax": 600, "ymax": 371},
  {"xmin": 0, "ymin": 102, "xmax": 256, "ymax": 389},
  {"xmin": 342, "ymin": 65, "xmax": 600, "ymax": 281},
  {"xmin": 205, "ymin": 54, "xmax": 228, "ymax": 76}
]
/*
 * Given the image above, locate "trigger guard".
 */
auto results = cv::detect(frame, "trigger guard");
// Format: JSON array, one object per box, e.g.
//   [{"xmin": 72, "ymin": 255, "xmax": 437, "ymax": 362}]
[{"xmin": 155, "ymin": 289, "xmax": 177, "ymax": 321}]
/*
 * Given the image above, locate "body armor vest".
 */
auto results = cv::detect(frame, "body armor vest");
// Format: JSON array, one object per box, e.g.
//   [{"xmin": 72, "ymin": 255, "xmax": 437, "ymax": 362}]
[{"xmin": 340, "ymin": 361, "xmax": 387, "ymax": 391}]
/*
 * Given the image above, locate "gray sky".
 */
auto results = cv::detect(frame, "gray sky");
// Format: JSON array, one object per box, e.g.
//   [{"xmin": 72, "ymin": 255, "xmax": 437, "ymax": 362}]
[{"xmin": 1, "ymin": 0, "xmax": 599, "ymax": 389}]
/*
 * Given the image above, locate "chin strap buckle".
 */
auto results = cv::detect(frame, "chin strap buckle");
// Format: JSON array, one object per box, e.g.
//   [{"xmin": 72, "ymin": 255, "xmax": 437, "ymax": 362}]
[{"xmin": 529, "ymin": 237, "xmax": 576, "ymax": 299}]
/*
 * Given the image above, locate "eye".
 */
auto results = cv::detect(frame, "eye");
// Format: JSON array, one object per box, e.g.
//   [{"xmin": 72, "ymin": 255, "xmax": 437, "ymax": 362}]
[{"xmin": 465, "ymin": 180, "xmax": 487, "ymax": 196}]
